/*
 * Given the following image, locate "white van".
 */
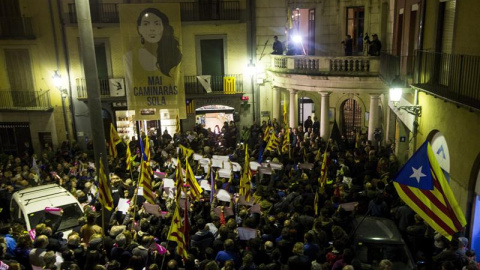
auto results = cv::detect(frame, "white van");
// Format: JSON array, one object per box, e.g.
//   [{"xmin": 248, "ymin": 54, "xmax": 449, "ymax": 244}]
[{"xmin": 10, "ymin": 184, "xmax": 84, "ymax": 235}]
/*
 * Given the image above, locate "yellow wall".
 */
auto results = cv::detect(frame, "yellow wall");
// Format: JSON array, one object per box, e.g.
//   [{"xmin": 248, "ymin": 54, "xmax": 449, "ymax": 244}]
[
  {"xmin": 452, "ymin": 0, "xmax": 480, "ymax": 56},
  {"xmin": 0, "ymin": 0, "xmax": 68, "ymax": 151},
  {"xmin": 181, "ymin": 23, "xmax": 248, "ymax": 76},
  {"xmin": 416, "ymin": 92, "xmax": 480, "ymax": 212}
]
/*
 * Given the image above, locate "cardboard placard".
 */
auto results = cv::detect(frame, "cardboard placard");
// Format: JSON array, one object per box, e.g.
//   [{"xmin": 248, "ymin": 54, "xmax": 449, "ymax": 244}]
[
  {"xmin": 200, "ymin": 180, "xmax": 211, "ymax": 191},
  {"xmin": 117, "ymin": 198, "xmax": 130, "ymax": 214},
  {"xmin": 298, "ymin": 163, "xmax": 314, "ymax": 170},
  {"xmin": 339, "ymin": 202, "xmax": 358, "ymax": 212},
  {"xmin": 216, "ymin": 189, "xmax": 231, "ymax": 202},
  {"xmin": 237, "ymin": 227, "xmax": 257, "ymax": 240},
  {"xmin": 143, "ymin": 202, "xmax": 162, "ymax": 217},
  {"xmin": 269, "ymin": 162, "xmax": 284, "ymax": 170},
  {"xmin": 237, "ymin": 195, "xmax": 254, "ymax": 206},
  {"xmin": 218, "ymin": 169, "xmax": 232, "ymax": 179},
  {"xmin": 211, "ymin": 159, "xmax": 223, "ymax": 168},
  {"xmin": 163, "ymin": 178, "xmax": 175, "ymax": 189},
  {"xmin": 213, "ymin": 206, "xmax": 234, "ymax": 217},
  {"xmin": 249, "ymin": 204, "xmax": 261, "ymax": 214},
  {"xmin": 231, "ymin": 162, "xmax": 242, "ymax": 172},
  {"xmin": 213, "ymin": 155, "xmax": 230, "ymax": 161},
  {"xmin": 249, "ymin": 161, "xmax": 261, "ymax": 171}
]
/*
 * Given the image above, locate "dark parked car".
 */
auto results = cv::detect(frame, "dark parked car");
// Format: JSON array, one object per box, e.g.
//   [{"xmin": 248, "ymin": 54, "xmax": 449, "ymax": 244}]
[{"xmin": 351, "ymin": 216, "xmax": 416, "ymax": 270}]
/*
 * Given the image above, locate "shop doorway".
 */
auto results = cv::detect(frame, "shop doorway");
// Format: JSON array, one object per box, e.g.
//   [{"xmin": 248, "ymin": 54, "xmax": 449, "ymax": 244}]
[{"xmin": 195, "ymin": 105, "xmax": 234, "ymax": 132}]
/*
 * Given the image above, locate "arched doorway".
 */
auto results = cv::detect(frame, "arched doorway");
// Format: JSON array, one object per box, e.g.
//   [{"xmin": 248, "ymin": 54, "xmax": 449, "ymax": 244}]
[{"xmin": 341, "ymin": 98, "xmax": 362, "ymax": 139}]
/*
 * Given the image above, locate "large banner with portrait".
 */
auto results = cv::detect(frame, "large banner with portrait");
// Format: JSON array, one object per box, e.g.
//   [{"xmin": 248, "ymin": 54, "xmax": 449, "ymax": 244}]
[{"xmin": 120, "ymin": 4, "xmax": 186, "ymax": 121}]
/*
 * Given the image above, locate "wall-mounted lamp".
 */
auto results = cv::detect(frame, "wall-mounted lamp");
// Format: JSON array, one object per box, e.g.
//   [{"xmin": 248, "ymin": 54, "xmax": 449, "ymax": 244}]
[
  {"xmin": 389, "ymin": 80, "xmax": 422, "ymax": 117},
  {"xmin": 52, "ymin": 70, "xmax": 70, "ymax": 145}
]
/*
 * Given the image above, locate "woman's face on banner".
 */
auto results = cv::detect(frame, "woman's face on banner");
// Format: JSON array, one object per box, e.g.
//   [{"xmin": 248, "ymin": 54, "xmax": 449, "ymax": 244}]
[{"xmin": 138, "ymin": 12, "xmax": 164, "ymax": 44}]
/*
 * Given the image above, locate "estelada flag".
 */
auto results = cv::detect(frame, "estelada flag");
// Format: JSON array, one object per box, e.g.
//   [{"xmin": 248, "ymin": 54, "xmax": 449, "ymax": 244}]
[
  {"xmin": 167, "ymin": 205, "xmax": 188, "ymax": 259},
  {"xmin": 393, "ymin": 141, "xmax": 466, "ymax": 240}
]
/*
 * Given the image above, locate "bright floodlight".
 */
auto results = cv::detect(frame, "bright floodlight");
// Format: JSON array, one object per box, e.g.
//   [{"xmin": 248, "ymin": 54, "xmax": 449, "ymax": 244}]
[
  {"xmin": 389, "ymin": 88, "xmax": 403, "ymax": 102},
  {"xmin": 292, "ymin": 35, "xmax": 302, "ymax": 43},
  {"xmin": 52, "ymin": 71, "xmax": 62, "ymax": 90}
]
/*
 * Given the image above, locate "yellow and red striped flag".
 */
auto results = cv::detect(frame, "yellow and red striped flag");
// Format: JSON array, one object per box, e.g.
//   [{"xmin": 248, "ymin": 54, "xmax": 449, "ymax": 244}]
[
  {"xmin": 240, "ymin": 145, "xmax": 252, "ymax": 201},
  {"xmin": 185, "ymin": 159, "xmax": 203, "ymax": 201},
  {"xmin": 108, "ymin": 123, "xmax": 122, "ymax": 158},
  {"xmin": 139, "ymin": 158, "xmax": 155, "ymax": 204},
  {"xmin": 167, "ymin": 205, "xmax": 188, "ymax": 259},
  {"xmin": 175, "ymin": 158, "xmax": 184, "ymax": 202},
  {"xmin": 319, "ymin": 149, "xmax": 328, "ymax": 187},
  {"xmin": 98, "ymin": 158, "xmax": 114, "ymax": 211},
  {"xmin": 176, "ymin": 115, "xmax": 181, "ymax": 134},
  {"xmin": 263, "ymin": 125, "xmax": 273, "ymax": 142},
  {"xmin": 266, "ymin": 133, "xmax": 280, "ymax": 152},
  {"xmin": 282, "ymin": 130, "xmax": 290, "ymax": 154},
  {"xmin": 126, "ymin": 144, "xmax": 132, "ymax": 170},
  {"xmin": 393, "ymin": 141, "xmax": 466, "ymax": 240}
]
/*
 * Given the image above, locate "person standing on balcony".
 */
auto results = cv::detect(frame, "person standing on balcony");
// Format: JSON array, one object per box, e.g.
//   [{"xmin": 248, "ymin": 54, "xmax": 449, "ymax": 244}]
[
  {"xmin": 365, "ymin": 33, "xmax": 382, "ymax": 56},
  {"xmin": 272, "ymin": 36, "xmax": 284, "ymax": 55},
  {"xmin": 341, "ymin": 35, "xmax": 353, "ymax": 56}
]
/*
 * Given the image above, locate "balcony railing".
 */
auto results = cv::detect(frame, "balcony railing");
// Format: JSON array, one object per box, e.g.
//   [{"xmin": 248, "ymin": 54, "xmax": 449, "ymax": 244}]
[
  {"xmin": 180, "ymin": 1, "xmax": 240, "ymax": 21},
  {"xmin": 0, "ymin": 17, "xmax": 35, "ymax": 39},
  {"xmin": 76, "ymin": 78, "xmax": 119, "ymax": 99},
  {"xmin": 184, "ymin": 74, "xmax": 243, "ymax": 94},
  {"xmin": 270, "ymin": 55, "xmax": 380, "ymax": 75},
  {"xmin": 68, "ymin": 3, "xmax": 119, "ymax": 24},
  {"xmin": 413, "ymin": 50, "xmax": 480, "ymax": 110},
  {"xmin": 0, "ymin": 90, "xmax": 52, "ymax": 111}
]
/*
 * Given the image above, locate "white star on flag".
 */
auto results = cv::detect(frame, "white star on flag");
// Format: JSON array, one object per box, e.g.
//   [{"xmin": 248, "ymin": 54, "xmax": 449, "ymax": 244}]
[{"xmin": 410, "ymin": 166, "xmax": 426, "ymax": 183}]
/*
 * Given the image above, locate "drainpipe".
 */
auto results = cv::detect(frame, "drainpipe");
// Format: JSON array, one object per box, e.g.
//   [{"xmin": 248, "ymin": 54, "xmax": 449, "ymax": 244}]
[
  {"xmin": 418, "ymin": 0, "xmax": 426, "ymax": 51},
  {"xmin": 56, "ymin": 0, "xmax": 78, "ymax": 142},
  {"xmin": 246, "ymin": 0, "xmax": 258, "ymax": 123}
]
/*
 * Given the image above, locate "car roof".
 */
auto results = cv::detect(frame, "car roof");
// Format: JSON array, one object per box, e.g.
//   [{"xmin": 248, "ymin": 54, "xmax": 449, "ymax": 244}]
[
  {"xmin": 352, "ymin": 216, "xmax": 405, "ymax": 244},
  {"xmin": 12, "ymin": 184, "xmax": 80, "ymax": 214}
]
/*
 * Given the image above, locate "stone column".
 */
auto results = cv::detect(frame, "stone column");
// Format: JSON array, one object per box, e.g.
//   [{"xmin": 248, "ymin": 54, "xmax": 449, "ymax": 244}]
[
  {"xmin": 320, "ymin": 92, "xmax": 330, "ymax": 140},
  {"xmin": 272, "ymin": 87, "xmax": 280, "ymax": 122},
  {"xmin": 368, "ymin": 94, "xmax": 381, "ymax": 141},
  {"xmin": 288, "ymin": 89, "xmax": 298, "ymax": 128}
]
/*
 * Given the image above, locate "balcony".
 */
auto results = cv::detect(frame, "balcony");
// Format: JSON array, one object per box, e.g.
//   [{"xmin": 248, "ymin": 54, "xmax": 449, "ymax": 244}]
[
  {"xmin": 269, "ymin": 55, "xmax": 380, "ymax": 76},
  {"xmin": 0, "ymin": 90, "xmax": 53, "ymax": 111},
  {"xmin": 180, "ymin": 1, "xmax": 241, "ymax": 21},
  {"xmin": 413, "ymin": 50, "xmax": 480, "ymax": 110},
  {"xmin": 76, "ymin": 77, "xmax": 125, "ymax": 99},
  {"xmin": 184, "ymin": 74, "xmax": 243, "ymax": 95},
  {"xmin": 68, "ymin": 3, "xmax": 119, "ymax": 24},
  {"xmin": 0, "ymin": 17, "xmax": 35, "ymax": 39}
]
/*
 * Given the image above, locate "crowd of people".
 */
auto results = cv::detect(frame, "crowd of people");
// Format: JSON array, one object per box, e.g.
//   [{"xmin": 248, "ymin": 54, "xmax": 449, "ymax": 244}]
[{"xmin": 0, "ymin": 119, "xmax": 477, "ymax": 270}]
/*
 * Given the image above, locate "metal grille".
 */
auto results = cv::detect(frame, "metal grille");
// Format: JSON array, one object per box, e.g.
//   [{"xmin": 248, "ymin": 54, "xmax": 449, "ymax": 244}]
[{"xmin": 341, "ymin": 98, "xmax": 362, "ymax": 140}]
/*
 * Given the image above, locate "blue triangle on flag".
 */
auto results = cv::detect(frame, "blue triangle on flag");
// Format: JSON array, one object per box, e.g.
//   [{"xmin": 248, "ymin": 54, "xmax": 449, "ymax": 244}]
[{"xmin": 394, "ymin": 141, "xmax": 434, "ymax": 190}]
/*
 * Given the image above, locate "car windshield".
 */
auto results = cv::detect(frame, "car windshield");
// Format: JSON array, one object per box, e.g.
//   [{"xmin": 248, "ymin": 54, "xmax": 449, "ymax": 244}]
[
  {"xmin": 356, "ymin": 242, "xmax": 414, "ymax": 270},
  {"xmin": 28, "ymin": 203, "xmax": 83, "ymax": 232}
]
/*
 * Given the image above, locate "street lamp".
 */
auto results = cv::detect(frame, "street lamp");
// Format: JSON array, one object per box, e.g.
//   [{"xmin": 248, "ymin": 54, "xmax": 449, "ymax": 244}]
[
  {"xmin": 52, "ymin": 71, "xmax": 70, "ymax": 146},
  {"xmin": 389, "ymin": 77, "xmax": 422, "ymax": 117}
]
